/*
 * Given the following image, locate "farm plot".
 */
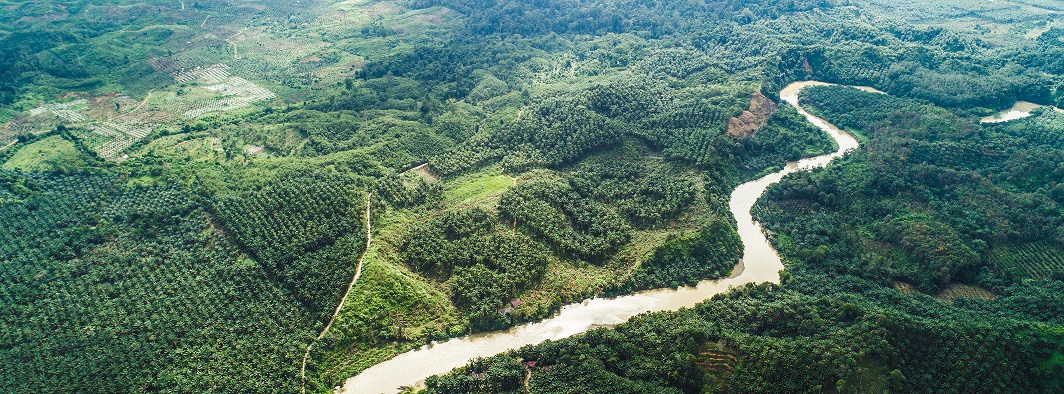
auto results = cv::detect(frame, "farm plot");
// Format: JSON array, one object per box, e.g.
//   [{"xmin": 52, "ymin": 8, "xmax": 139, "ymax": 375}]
[
  {"xmin": 173, "ymin": 63, "xmax": 233, "ymax": 84},
  {"xmin": 935, "ymin": 284, "xmax": 997, "ymax": 302},
  {"xmin": 182, "ymin": 75, "xmax": 277, "ymax": 118},
  {"xmin": 221, "ymin": 28, "xmax": 330, "ymax": 86},
  {"xmin": 990, "ymin": 241, "xmax": 1064, "ymax": 278},
  {"xmin": 23, "ymin": 97, "xmax": 156, "ymax": 158},
  {"xmin": 29, "ymin": 99, "xmax": 90, "ymax": 119},
  {"xmin": 13, "ymin": 60, "xmax": 277, "ymax": 159}
]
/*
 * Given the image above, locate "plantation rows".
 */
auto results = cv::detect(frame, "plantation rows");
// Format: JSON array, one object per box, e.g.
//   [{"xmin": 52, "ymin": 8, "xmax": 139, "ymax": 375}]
[
  {"xmin": 990, "ymin": 241, "xmax": 1064, "ymax": 278},
  {"xmin": 52, "ymin": 109, "xmax": 88, "ymax": 123},
  {"xmin": 622, "ymin": 218, "xmax": 741, "ymax": 291},
  {"xmin": 0, "ymin": 174, "xmax": 117, "ymax": 256},
  {"xmin": 105, "ymin": 120, "xmax": 152, "ymax": 139},
  {"xmin": 1, "ymin": 217, "xmax": 248, "ymax": 345},
  {"xmin": 213, "ymin": 178, "xmax": 360, "ymax": 262},
  {"xmin": 26, "ymin": 99, "xmax": 90, "ymax": 131},
  {"xmin": 22, "ymin": 92, "xmax": 162, "ymax": 159},
  {"xmin": 633, "ymin": 48, "xmax": 713, "ymax": 79},
  {"xmin": 23, "ymin": 96, "xmax": 154, "ymax": 160},
  {"xmin": 0, "ymin": 174, "xmax": 196, "ymax": 259},
  {"xmin": 87, "ymin": 117, "xmax": 157, "ymax": 158},
  {"xmin": 172, "ymin": 63, "xmax": 232, "ymax": 84},
  {"xmin": 499, "ymin": 180, "xmax": 631, "ymax": 262},
  {"xmin": 183, "ymin": 77, "xmax": 277, "ymax": 118},
  {"xmin": 211, "ymin": 174, "xmax": 368, "ymax": 318},
  {"xmin": 0, "ymin": 171, "xmax": 321, "ymax": 392},
  {"xmin": 568, "ymin": 159, "xmax": 697, "ymax": 229},
  {"xmin": 28, "ymin": 99, "xmax": 89, "ymax": 117},
  {"xmin": 91, "ymin": 134, "xmax": 138, "ymax": 159},
  {"xmin": 866, "ymin": 0, "xmax": 1051, "ymax": 23},
  {"xmin": 431, "ymin": 75, "xmax": 754, "ymax": 178},
  {"xmin": 403, "ymin": 208, "xmax": 551, "ymax": 330},
  {"xmin": 305, "ymin": 13, "xmax": 364, "ymax": 41},
  {"xmin": 223, "ymin": 28, "xmax": 329, "ymax": 85}
]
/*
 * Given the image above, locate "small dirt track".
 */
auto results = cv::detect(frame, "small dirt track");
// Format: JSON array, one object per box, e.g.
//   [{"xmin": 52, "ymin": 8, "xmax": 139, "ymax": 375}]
[{"xmin": 301, "ymin": 193, "xmax": 373, "ymax": 394}]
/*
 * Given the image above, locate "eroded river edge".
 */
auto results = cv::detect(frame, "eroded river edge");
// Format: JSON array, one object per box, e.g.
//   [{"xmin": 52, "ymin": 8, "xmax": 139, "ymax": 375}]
[{"xmin": 340, "ymin": 81, "xmax": 866, "ymax": 394}]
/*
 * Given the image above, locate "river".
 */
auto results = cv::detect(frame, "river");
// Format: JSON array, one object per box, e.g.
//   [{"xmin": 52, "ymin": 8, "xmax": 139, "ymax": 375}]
[
  {"xmin": 339, "ymin": 81, "xmax": 864, "ymax": 394},
  {"xmin": 981, "ymin": 101, "xmax": 1045, "ymax": 123},
  {"xmin": 980, "ymin": 101, "xmax": 1064, "ymax": 123}
]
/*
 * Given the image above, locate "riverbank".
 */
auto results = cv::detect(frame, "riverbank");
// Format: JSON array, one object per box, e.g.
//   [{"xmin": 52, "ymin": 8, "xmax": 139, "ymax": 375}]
[{"xmin": 339, "ymin": 81, "xmax": 869, "ymax": 394}]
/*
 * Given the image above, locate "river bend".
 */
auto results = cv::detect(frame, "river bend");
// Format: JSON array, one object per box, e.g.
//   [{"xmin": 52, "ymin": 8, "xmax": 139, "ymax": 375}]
[{"xmin": 340, "ymin": 81, "xmax": 864, "ymax": 394}]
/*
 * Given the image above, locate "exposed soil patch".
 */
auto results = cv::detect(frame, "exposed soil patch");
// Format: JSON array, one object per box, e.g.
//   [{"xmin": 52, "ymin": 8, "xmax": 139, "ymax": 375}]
[
  {"xmin": 727, "ymin": 91, "xmax": 776, "ymax": 137},
  {"xmin": 893, "ymin": 281, "xmax": 919, "ymax": 294},
  {"xmin": 935, "ymin": 283, "xmax": 997, "ymax": 303},
  {"xmin": 367, "ymin": 2, "xmax": 398, "ymax": 16},
  {"xmin": 405, "ymin": 163, "xmax": 441, "ymax": 183},
  {"xmin": 414, "ymin": 8, "xmax": 452, "ymax": 24}
]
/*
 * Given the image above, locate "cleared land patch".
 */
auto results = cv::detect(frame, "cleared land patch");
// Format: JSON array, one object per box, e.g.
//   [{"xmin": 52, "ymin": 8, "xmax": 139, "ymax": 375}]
[
  {"xmin": 935, "ymin": 283, "xmax": 998, "ymax": 303},
  {"xmin": 442, "ymin": 165, "xmax": 514, "ymax": 208},
  {"xmin": 2, "ymin": 135, "xmax": 80, "ymax": 171}
]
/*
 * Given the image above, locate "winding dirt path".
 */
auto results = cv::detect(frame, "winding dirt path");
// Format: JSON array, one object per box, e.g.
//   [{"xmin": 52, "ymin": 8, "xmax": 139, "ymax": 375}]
[
  {"xmin": 130, "ymin": 90, "xmax": 154, "ymax": 114},
  {"xmin": 301, "ymin": 193, "xmax": 373, "ymax": 394}
]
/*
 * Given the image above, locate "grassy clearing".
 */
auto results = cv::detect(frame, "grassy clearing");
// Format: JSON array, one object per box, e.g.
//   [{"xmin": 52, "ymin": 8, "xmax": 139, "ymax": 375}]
[
  {"xmin": 136, "ymin": 133, "xmax": 225, "ymax": 163},
  {"xmin": 513, "ymin": 258, "xmax": 624, "ymax": 320},
  {"xmin": 314, "ymin": 249, "xmax": 459, "ymax": 387},
  {"xmin": 312, "ymin": 208, "xmax": 460, "ymax": 388},
  {"xmin": 2, "ymin": 135, "xmax": 81, "ymax": 171},
  {"xmin": 442, "ymin": 164, "xmax": 514, "ymax": 208},
  {"xmin": 608, "ymin": 229, "xmax": 676, "ymax": 274}
]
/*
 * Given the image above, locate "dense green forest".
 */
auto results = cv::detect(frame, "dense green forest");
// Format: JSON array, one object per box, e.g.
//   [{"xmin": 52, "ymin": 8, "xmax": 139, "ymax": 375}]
[
  {"xmin": 422, "ymin": 82, "xmax": 1064, "ymax": 394},
  {"xmin": 771, "ymin": 86, "xmax": 1064, "ymax": 291},
  {"xmin": 425, "ymin": 281, "xmax": 1063, "ymax": 393},
  {"xmin": 2, "ymin": 0, "xmax": 1064, "ymax": 392},
  {"xmin": 0, "ymin": 170, "xmax": 334, "ymax": 392}
]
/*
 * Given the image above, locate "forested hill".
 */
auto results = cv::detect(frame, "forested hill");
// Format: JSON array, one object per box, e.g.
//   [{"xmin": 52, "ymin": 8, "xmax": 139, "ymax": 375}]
[
  {"xmin": 421, "ymin": 84, "xmax": 1064, "ymax": 394},
  {"xmin": 1, "ymin": 0, "xmax": 1063, "ymax": 393},
  {"xmin": 370, "ymin": 0, "xmax": 1060, "ymax": 110},
  {"xmin": 408, "ymin": 0, "xmax": 833, "ymax": 36}
]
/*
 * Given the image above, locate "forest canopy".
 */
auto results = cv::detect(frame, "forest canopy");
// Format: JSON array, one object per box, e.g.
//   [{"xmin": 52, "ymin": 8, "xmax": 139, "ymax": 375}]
[{"xmin": 1, "ymin": 0, "xmax": 1063, "ymax": 393}]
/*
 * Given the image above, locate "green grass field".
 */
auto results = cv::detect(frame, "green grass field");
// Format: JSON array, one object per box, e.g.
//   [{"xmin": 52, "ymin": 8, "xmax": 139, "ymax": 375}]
[
  {"xmin": 2, "ymin": 135, "xmax": 81, "ymax": 171},
  {"xmin": 442, "ymin": 164, "xmax": 514, "ymax": 208},
  {"xmin": 311, "ymin": 206, "xmax": 461, "ymax": 389}
]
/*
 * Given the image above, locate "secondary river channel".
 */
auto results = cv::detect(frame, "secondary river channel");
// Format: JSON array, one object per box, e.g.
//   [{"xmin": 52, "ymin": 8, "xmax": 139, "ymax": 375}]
[{"xmin": 340, "ymin": 81, "xmax": 865, "ymax": 394}]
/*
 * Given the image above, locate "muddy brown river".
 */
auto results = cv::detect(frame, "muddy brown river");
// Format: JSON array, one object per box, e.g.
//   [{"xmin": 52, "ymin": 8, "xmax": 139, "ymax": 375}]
[{"xmin": 339, "ymin": 81, "xmax": 865, "ymax": 394}]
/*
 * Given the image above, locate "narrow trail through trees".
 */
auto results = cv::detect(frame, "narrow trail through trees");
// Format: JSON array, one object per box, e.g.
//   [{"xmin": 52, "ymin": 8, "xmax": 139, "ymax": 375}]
[{"xmin": 301, "ymin": 193, "xmax": 373, "ymax": 394}]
